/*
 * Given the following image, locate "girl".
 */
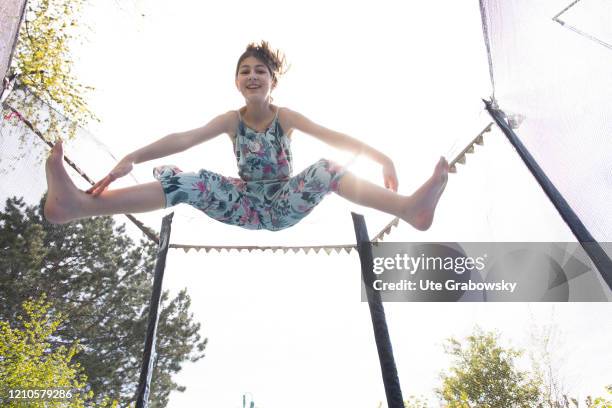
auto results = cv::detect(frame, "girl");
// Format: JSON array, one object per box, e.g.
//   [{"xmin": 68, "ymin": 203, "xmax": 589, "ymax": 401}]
[{"xmin": 44, "ymin": 41, "xmax": 449, "ymax": 231}]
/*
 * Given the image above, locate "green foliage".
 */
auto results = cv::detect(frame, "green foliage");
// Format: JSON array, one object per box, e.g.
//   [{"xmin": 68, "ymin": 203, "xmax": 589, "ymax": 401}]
[
  {"xmin": 546, "ymin": 385, "xmax": 612, "ymax": 408},
  {"xmin": 375, "ymin": 325, "xmax": 610, "ymax": 408},
  {"xmin": 9, "ymin": 0, "xmax": 97, "ymax": 141},
  {"xmin": 437, "ymin": 327, "xmax": 541, "ymax": 408},
  {"xmin": 0, "ymin": 295, "xmax": 119, "ymax": 407},
  {"xmin": 0, "ymin": 197, "xmax": 207, "ymax": 407},
  {"xmin": 589, "ymin": 385, "xmax": 612, "ymax": 408},
  {"xmin": 404, "ymin": 395, "xmax": 430, "ymax": 407}
]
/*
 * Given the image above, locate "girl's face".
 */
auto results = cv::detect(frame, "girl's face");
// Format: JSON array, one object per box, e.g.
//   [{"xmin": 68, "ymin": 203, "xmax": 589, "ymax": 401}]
[{"xmin": 235, "ymin": 56, "xmax": 274, "ymax": 103}]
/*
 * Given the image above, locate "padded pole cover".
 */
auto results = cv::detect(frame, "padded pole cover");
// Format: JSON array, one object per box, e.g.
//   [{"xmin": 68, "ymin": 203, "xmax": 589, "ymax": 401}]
[
  {"xmin": 135, "ymin": 212, "xmax": 174, "ymax": 408},
  {"xmin": 352, "ymin": 212, "xmax": 404, "ymax": 408}
]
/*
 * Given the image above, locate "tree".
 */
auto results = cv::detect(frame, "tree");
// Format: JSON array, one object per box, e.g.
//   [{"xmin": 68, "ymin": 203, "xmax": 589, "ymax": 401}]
[
  {"xmin": 588, "ymin": 385, "xmax": 612, "ymax": 408},
  {"xmin": 8, "ymin": 0, "xmax": 96, "ymax": 141},
  {"xmin": 437, "ymin": 328, "xmax": 541, "ymax": 408},
  {"xmin": 528, "ymin": 315, "xmax": 569, "ymax": 406},
  {"xmin": 403, "ymin": 396, "xmax": 430, "ymax": 407},
  {"xmin": 0, "ymin": 197, "xmax": 207, "ymax": 407},
  {"xmin": 0, "ymin": 295, "xmax": 117, "ymax": 407},
  {"xmin": 528, "ymin": 318, "xmax": 612, "ymax": 408}
]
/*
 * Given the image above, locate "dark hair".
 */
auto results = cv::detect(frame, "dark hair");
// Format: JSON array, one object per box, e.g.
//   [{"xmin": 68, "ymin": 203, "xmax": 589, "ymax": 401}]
[{"xmin": 235, "ymin": 41, "xmax": 288, "ymax": 89}]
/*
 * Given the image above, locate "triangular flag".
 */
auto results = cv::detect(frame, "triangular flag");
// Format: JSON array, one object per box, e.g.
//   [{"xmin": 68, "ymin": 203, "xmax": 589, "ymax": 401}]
[
  {"xmin": 324, "ymin": 248, "xmax": 332, "ymax": 255},
  {"xmin": 475, "ymin": 135, "xmax": 484, "ymax": 145},
  {"xmin": 449, "ymin": 164, "xmax": 457, "ymax": 173},
  {"xmin": 466, "ymin": 145, "xmax": 474, "ymax": 154}
]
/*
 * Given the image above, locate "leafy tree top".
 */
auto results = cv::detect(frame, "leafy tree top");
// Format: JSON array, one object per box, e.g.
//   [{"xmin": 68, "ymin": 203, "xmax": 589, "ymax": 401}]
[{"xmin": 9, "ymin": 0, "xmax": 97, "ymax": 141}]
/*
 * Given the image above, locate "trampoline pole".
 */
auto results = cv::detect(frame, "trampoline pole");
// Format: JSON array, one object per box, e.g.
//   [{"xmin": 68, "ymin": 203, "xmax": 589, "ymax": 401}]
[
  {"xmin": 485, "ymin": 100, "xmax": 612, "ymax": 291},
  {"xmin": 352, "ymin": 213, "xmax": 404, "ymax": 408},
  {"xmin": 135, "ymin": 212, "xmax": 174, "ymax": 408}
]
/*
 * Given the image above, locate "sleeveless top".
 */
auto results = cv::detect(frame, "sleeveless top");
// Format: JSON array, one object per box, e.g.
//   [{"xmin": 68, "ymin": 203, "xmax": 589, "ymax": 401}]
[{"xmin": 233, "ymin": 109, "xmax": 293, "ymax": 182}]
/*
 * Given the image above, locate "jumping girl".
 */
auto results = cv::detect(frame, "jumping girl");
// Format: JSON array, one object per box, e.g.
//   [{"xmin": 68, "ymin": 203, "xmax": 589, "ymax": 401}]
[{"xmin": 44, "ymin": 41, "xmax": 449, "ymax": 231}]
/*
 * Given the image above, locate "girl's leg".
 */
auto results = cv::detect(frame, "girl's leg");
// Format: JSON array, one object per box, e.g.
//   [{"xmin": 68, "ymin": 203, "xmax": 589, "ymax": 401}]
[
  {"xmin": 336, "ymin": 158, "xmax": 449, "ymax": 231},
  {"xmin": 44, "ymin": 143, "xmax": 165, "ymax": 224}
]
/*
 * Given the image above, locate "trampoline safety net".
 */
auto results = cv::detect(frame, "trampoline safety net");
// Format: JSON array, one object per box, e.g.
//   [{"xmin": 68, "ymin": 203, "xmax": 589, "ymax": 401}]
[{"xmin": 480, "ymin": 0, "xmax": 612, "ymax": 242}]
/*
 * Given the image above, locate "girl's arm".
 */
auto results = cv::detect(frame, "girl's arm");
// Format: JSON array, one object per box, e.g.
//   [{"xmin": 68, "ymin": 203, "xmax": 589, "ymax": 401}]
[
  {"xmin": 286, "ymin": 108, "xmax": 398, "ymax": 191},
  {"xmin": 125, "ymin": 111, "xmax": 235, "ymax": 164},
  {"xmin": 86, "ymin": 111, "xmax": 234, "ymax": 196}
]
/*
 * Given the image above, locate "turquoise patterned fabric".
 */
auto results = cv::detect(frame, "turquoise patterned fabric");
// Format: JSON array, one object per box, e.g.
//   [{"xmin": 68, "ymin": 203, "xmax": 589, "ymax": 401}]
[{"xmin": 153, "ymin": 110, "xmax": 346, "ymax": 231}]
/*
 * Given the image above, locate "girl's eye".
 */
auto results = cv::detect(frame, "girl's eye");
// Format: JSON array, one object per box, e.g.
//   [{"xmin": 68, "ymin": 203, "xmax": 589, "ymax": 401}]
[{"xmin": 239, "ymin": 70, "xmax": 266, "ymax": 75}]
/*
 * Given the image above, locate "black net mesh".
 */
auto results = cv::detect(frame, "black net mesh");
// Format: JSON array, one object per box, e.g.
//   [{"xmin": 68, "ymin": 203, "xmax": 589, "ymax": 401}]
[
  {"xmin": 480, "ymin": 0, "xmax": 612, "ymax": 242},
  {"xmin": 0, "ymin": 0, "xmax": 26, "ymax": 83}
]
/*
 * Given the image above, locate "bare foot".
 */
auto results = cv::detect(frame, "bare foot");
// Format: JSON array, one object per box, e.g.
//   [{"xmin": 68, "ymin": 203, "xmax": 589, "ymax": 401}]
[
  {"xmin": 401, "ymin": 157, "xmax": 449, "ymax": 231},
  {"xmin": 44, "ymin": 142, "xmax": 81, "ymax": 224}
]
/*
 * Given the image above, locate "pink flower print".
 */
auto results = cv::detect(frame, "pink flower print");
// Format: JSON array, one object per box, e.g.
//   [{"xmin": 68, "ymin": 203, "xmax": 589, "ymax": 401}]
[
  {"xmin": 229, "ymin": 178, "xmax": 246, "ymax": 192},
  {"xmin": 239, "ymin": 199, "xmax": 260, "ymax": 227},
  {"xmin": 296, "ymin": 179, "xmax": 305, "ymax": 192},
  {"xmin": 329, "ymin": 163, "xmax": 343, "ymax": 174},
  {"xmin": 193, "ymin": 181, "xmax": 208, "ymax": 194},
  {"xmin": 330, "ymin": 180, "xmax": 339, "ymax": 192},
  {"xmin": 277, "ymin": 150, "xmax": 288, "ymax": 166},
  {"xmin": 263, "ymin": 164, "xmax": 273, "ymax": 174}
]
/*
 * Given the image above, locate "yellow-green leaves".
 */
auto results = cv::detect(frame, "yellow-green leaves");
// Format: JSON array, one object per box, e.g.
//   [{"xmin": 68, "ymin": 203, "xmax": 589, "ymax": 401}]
[
  {"xmin": 9, "ymin": 0, "xmax": 96, "ymax": 142},
  {"xmin": 0, "ymin": 295, "xmax": 117, "ymax": 407}
]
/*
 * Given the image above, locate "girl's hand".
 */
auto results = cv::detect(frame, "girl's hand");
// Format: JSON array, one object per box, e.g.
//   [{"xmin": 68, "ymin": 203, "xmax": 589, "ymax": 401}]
[
  {"xmin": 86, "ymin": 157, "xmax": 134, "ymax": 197},
  {"xmin": 383, "ymin": 159, "xmax": 398, "ymax": 192}
]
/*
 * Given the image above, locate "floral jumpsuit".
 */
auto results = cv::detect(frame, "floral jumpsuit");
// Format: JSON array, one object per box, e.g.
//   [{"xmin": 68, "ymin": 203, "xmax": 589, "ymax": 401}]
[{"xmin": 153, "ymin": 110, "xmax": 346, "ymax": 231}]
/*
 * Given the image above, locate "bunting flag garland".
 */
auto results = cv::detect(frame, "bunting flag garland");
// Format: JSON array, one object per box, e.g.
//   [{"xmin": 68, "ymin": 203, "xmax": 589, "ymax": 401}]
[
  {"xmin": 447, "ymin": 122, "xmax": 491, "ymax": 174},
  {"xmin": 368, "ymin": 122, "xmax": 493, "ymax": 244},
  {"xmin": 170, "ymin": 243, "xmax": 357, "ymax": 254}
]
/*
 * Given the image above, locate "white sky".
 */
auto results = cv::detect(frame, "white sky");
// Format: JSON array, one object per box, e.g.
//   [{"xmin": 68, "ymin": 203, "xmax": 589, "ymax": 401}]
[{"xmin": 56, "ymin": 0, "xmax": 612, "ymax": 406}]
